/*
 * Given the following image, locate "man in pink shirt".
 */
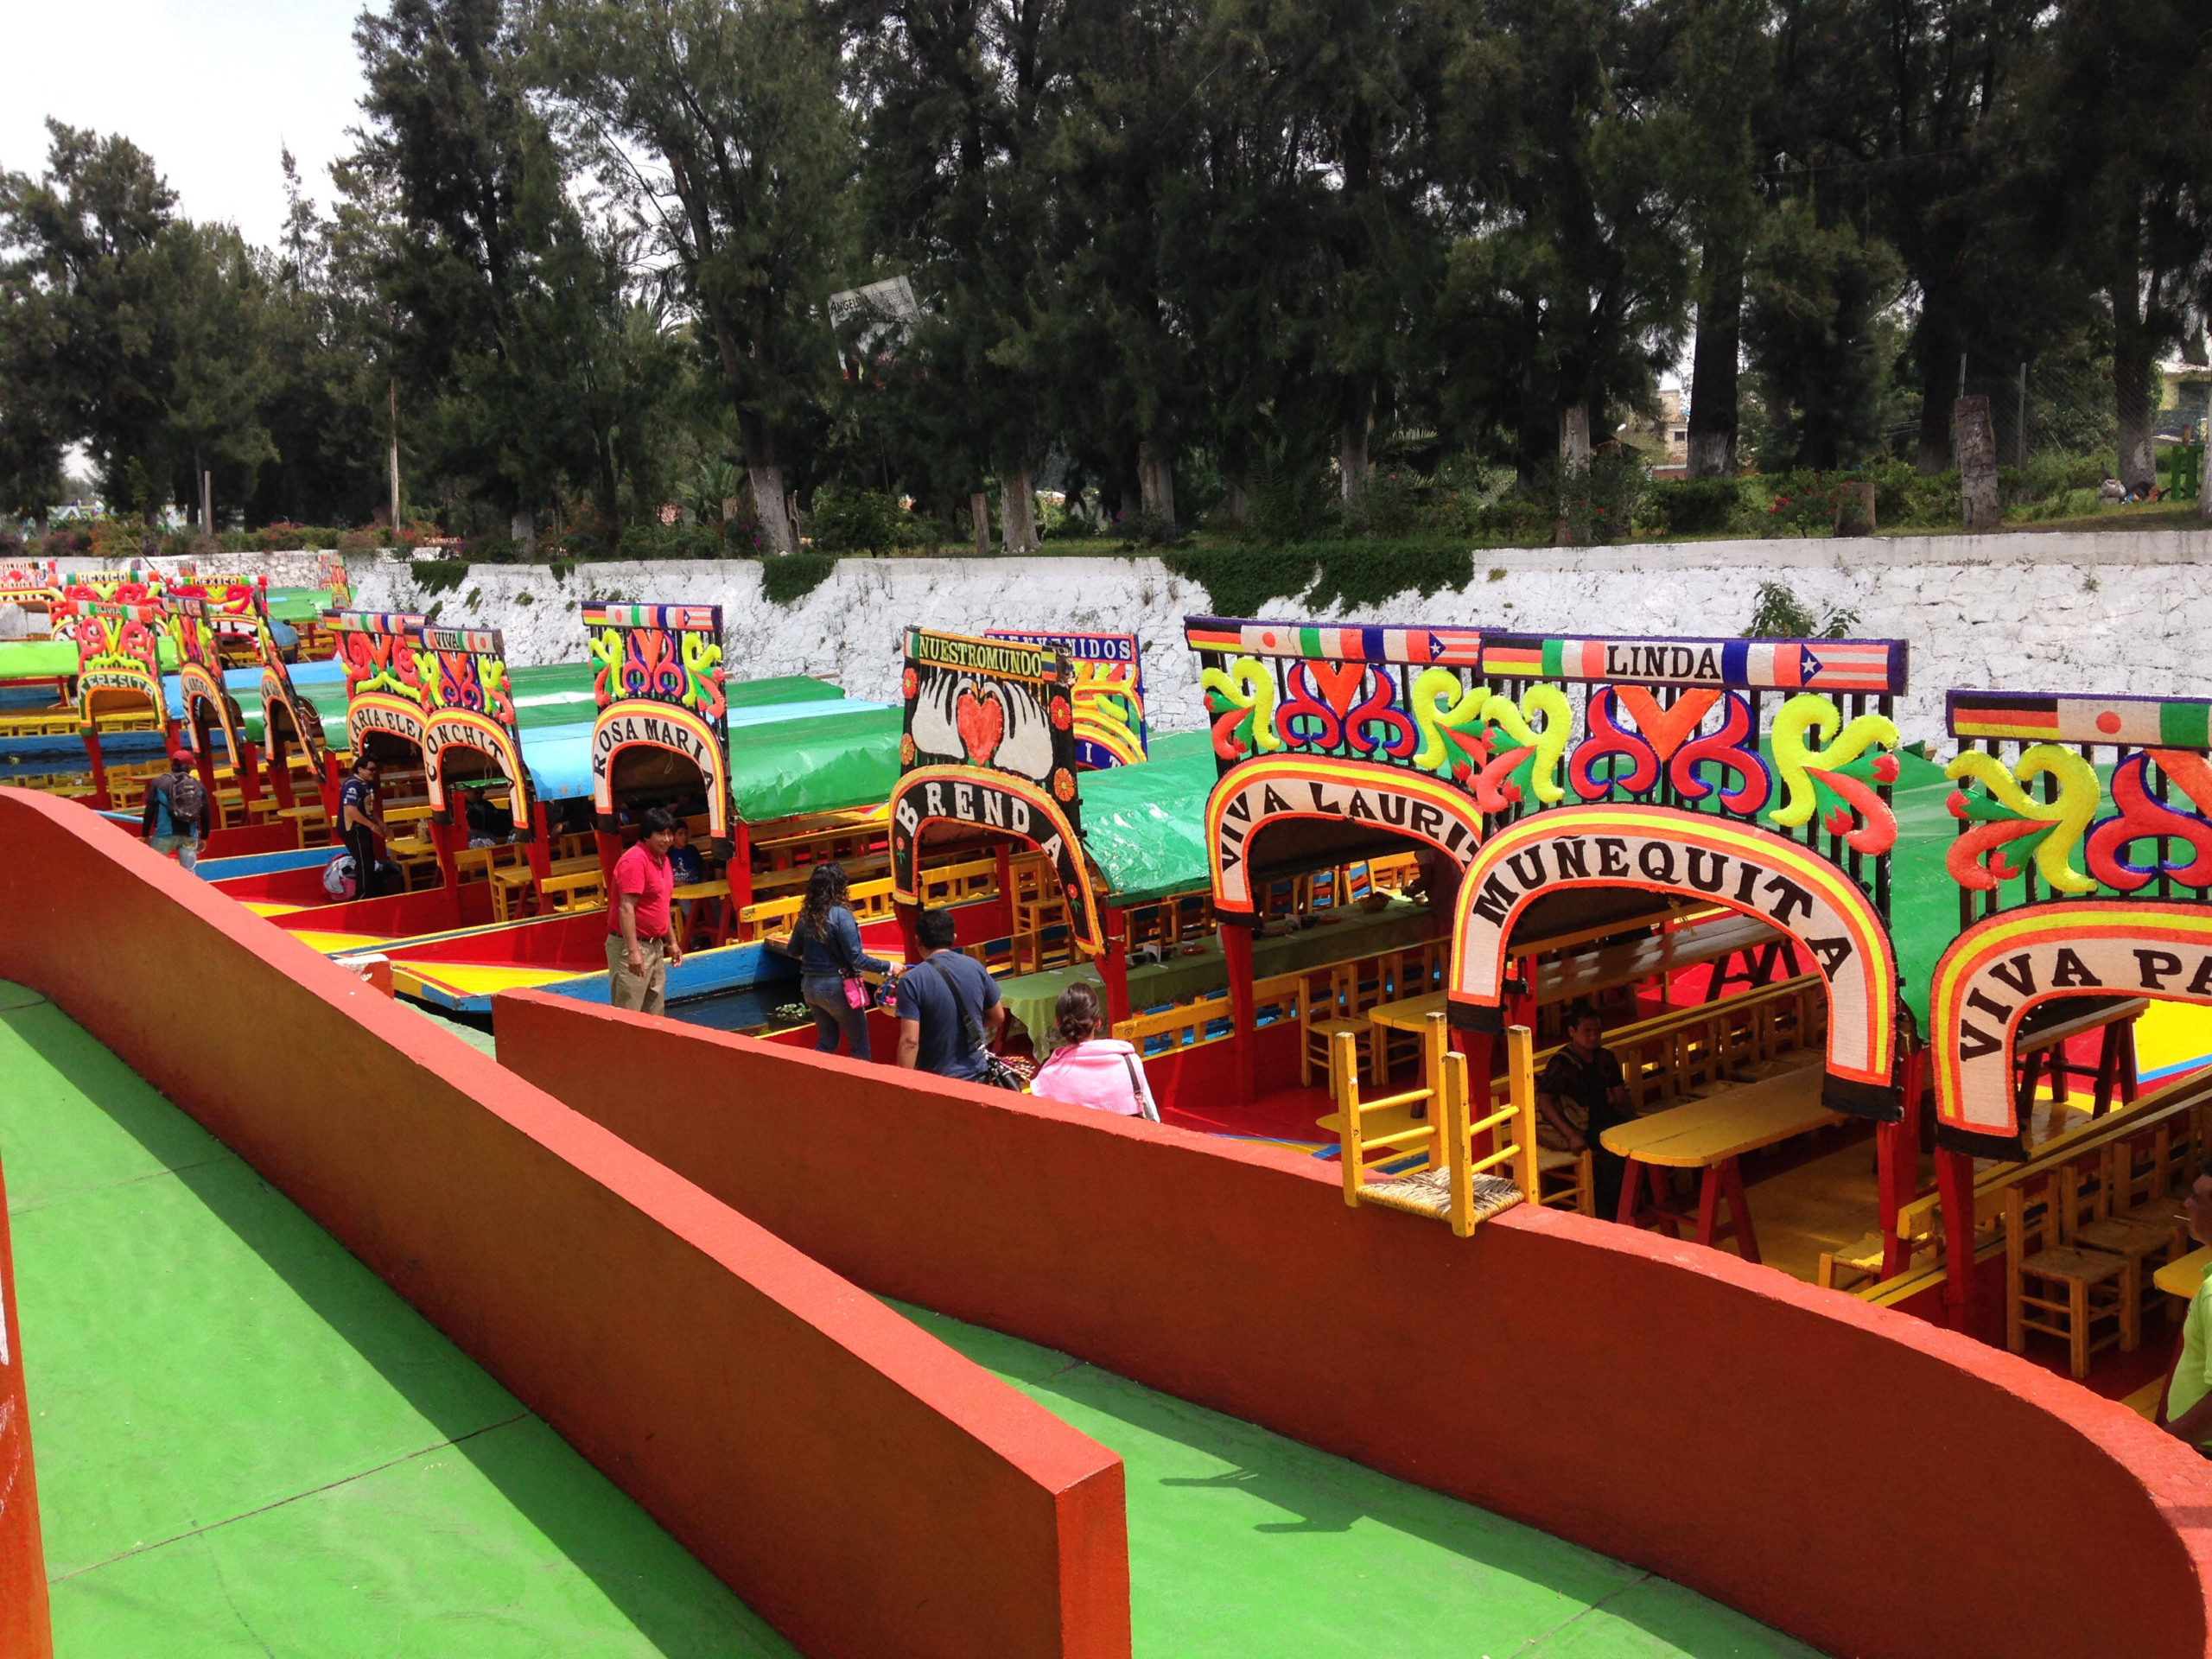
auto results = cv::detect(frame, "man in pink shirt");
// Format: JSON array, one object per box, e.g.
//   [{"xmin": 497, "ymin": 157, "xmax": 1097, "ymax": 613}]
[{"xmin": 607, "ymin": 806, "xmax": 684, "ymax": 1014}]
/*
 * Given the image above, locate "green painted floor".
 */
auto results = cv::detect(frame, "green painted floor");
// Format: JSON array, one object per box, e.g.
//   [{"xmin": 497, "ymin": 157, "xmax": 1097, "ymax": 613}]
[
  {"xmin": 3, "ymin": 981, "xmax": 1821, "ymax": 1656},
  {"xmin": 897, "ymin": 1303, "xmax": 1818, "ymax": 1659},
  {"xmin": 0, "ymin": 982, "xmax": 793, "ymax": 1659}
]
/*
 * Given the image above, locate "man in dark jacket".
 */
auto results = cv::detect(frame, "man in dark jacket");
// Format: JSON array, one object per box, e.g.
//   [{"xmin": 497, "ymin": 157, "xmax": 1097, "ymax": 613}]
[{"xmin": 142, "ymin": 747, "xmax": 214, "ymax": 870}]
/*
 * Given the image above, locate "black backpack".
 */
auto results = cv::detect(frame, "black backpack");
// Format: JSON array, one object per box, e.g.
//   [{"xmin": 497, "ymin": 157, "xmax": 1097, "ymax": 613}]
[{"xmin": 162, "ymin": 770, "xmax": 207, "ymax": 830}]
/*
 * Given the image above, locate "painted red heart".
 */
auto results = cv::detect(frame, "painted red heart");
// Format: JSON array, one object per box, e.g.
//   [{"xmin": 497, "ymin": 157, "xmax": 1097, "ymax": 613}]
[{"xmin": 956, "ymin": 688, "xmax": 1004, "ymax": 765}]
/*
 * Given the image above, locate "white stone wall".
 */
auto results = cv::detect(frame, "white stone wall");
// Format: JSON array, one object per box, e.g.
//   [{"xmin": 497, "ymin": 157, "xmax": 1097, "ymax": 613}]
[{"xmin": 160, "ymin": 528, "xmax": 2211, "ymax": 749}]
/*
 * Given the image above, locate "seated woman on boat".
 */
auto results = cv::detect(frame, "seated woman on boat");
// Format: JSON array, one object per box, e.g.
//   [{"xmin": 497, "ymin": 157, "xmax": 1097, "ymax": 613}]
[
  {"xmin": 1030, "ymin": 982, "xmax": 1160, "ymax": 1122},
  {"xmin": 789, "ymin": 861, "xmax": 889, "ymax": 1062}
]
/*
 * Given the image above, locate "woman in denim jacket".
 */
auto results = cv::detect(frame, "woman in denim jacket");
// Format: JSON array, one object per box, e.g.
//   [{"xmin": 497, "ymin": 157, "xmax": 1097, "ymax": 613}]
[{"xmin": 791, "ymin": 862, "xmax": 890, "ymax": 1059}]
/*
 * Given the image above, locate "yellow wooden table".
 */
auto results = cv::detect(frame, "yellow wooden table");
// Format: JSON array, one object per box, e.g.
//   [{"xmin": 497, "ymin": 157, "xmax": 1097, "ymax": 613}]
[
  {"xmin": 2156, "ymin": 1244, "xmax": 2211, "ymax": 1300},
  {"xmin": 672, "ymin": 878, "xmax": 734, "ymax": 945},
  {"xmin": 1600, "ymin": 1063, "xmax": 1840, "ymax": 1263},
  {"xmin": 1370, "ymin": 989, "xmax": 1447, "ymax": 1032}
]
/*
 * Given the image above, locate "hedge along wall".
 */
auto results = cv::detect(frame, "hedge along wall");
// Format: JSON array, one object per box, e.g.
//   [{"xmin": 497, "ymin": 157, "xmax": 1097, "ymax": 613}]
[
  {"xmin": 494, "ymin": 988, "xmax": 2212, "ymax": 1659},
  {"xmin": 0, "ymin": 788, "xmax": 1130, "ymax": 1659}
]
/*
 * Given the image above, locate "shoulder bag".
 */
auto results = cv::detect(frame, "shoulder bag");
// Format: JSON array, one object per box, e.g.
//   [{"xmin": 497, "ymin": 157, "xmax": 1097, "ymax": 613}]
[{"xmin": 918, "ymin": 955, "xmax": 1027, "ymax": 1091}]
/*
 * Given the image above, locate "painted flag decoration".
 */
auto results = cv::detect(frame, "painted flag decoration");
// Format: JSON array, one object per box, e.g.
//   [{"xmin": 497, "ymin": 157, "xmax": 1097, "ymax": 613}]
[
  {"xmin": 1183, "ymin": 617, "xmax": 1483, "ymax": 665},
  {"xmin": 1947, "ymin": 690, "xmax": 2212, "ymax": 749},
  {"xmin": 1480, "ymin": 633, "xmax": 1905, "ymax": 694}
]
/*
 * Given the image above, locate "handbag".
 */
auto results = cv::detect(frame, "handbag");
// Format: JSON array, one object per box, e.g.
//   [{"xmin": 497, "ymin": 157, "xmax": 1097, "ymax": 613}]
[{"xmin": 815, "ymin": 909, "xmax": 874, "ymax": 1011}]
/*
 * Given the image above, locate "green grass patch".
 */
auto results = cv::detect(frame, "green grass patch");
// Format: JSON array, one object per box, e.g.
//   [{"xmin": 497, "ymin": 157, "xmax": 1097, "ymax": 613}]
[
  {"xmin": 760, "ymin": 551, "xmax": 839, "ymax": 605},
  {"xmin": 1163, "ymin": 540, "xmax": 1478, "ymax": 617},
  {"xmin": 410, "ymin": 559, "xmax": 472, "ymax": 595}
]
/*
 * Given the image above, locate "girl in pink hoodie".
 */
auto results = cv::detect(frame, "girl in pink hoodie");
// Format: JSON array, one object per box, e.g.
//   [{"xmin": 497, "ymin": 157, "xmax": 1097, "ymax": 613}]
[{"xmin": 1030, "ymin": 982, "xmax": 1160, "ymax": 1121}]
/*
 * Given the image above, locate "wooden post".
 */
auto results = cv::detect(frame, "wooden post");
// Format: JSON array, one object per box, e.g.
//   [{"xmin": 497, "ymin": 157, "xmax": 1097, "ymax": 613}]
[
  {"xmin": 1880, "ymin": 1047, "xmax": 1925, "ymax": 1278},
  {"xmin": 233, "ymin": 738, "xmax": 263, "ymax": 818},
  {"xmin": 1508, "ymin": 1024, "xmax": 1538, "ymax": 1202},
  {"xmin": 527, "ymin": 803, "xmax": 555, "ymax": 890},
  {"xmin": 190, "ymin": 722, "xmax": 219, "ymax": 818},
  {"xmin": 1954, "ymin": 395, "xmax": 2000, "ymax": 532},
  {"xmin": 594, "ymin": 827, "xmax": 621, "ymax": 911},
  {"xmin": 429, "ymin": 815, "xmax": 462, "ymax": 924},
  {"xmin": 1937, "ymin": 1147, "xmax": 1979, "ymax": 1332},
  {"xmin": 265, "ymin": 738, "xmax": 296, "ymax": 811},
  {"xmin": 1099, "ymin": 907, "xmax": 1132, "ymax": 1031},
  {"xmin": 200, "ymin": 470, "xmax": 213, "ymax": 537},
  {"xmin": 1223, "ymin": 922, "xmax": 1259, "ymax": 1105},
  {"xmin": 970, "ymin": 493, "xmax": 990, "ymax": 556},
  {"xmin": 83, "ymin": 731, "xmax": 110, "ymax": 811},
  {"xmin": 728, "ymin": 822, "xmax": 754, "ymax": 938}
]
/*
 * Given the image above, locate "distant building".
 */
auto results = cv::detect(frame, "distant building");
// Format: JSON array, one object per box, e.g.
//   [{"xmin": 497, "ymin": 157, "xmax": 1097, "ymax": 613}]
[{"xmin": 1625, "ymin": 386, "xmax": 1689, "ymax": 474}]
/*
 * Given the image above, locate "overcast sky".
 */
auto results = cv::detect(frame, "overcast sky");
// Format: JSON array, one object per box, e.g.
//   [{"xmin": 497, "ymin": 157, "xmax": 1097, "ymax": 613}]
[{"xmin": 2, "ymin": 0, "xmax": 366, "ymax": 249}]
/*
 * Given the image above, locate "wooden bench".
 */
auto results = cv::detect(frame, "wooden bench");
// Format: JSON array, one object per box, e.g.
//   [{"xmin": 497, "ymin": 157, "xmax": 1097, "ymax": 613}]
[
  {"xmin": 1853, "ymin": 1070, "xmax": 2212, "ymax": 1304},
  {"xmin": 1114, "ymin": 970, "xmax": 1305, "ymax": 1060},
  {"xmin": 1533, "ymin": 912, "xmax": 1784, "ymax": 1008},
  {"xmin": 540, "ymin": 868, "xmax": 606, "ymax": 914},
  {"xmin": 1895, "ymin": 1071, "xmax": 2212, "ymax": 1261}
]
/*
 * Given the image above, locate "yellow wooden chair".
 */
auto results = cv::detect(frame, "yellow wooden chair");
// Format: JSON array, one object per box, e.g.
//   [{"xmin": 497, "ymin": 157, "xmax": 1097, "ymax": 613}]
[
  {"xmin": 2065, "ymin": 1142, "xmax": 2187, "ymax": 1323},
  {"xmin": 1300, "ymin": 964, "xmax": 1388, "ymax": 1094},
  {"xmin": 2005, "ymin": 1164, "xmax": 2137, "ymax": 1379},
  {"xmin": 1536, "ymin": 1147, "xmax": 1595, "ymax": 1216}
]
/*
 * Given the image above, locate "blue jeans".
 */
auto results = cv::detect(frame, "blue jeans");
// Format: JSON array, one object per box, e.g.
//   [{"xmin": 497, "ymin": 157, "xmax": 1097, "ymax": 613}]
[
  {"xmin": 148, "ymin": 832, "xmax": 199, "ymax": 872},
  {"xmin": 802, "ymin": 977, "xmax": 872, "ymax": 1060}
]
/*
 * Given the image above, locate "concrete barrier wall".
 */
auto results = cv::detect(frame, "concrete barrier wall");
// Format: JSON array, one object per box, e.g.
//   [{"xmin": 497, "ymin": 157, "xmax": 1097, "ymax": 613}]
[
  {"xmin": 496, "ymin": 988, "xmax": 2212, "ymax": 1659},
  {"xmin": 0, "ymin": 788, "xmax": 1130, "ymax": 1659},
  {"xmin": 0, "ymin": 1158, "xmax": 54, "ymax": 1659},
  {"xmin": 133, "ymin": 527, "xmax": 2212, "ymax": 743}
]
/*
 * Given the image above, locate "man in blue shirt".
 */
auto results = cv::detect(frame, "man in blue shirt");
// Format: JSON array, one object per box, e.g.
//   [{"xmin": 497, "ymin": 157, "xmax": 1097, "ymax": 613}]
[
  {"xmin": 338, "ymin": 754, "xmax": 391, "ymax": 898},
  {"xmin": 894, "ymin": 907, "xmax": 1002, "ymax": 1080},
  {"xmin": 667, "ymin": 819, "xmax": 705, "ymax": 885}
]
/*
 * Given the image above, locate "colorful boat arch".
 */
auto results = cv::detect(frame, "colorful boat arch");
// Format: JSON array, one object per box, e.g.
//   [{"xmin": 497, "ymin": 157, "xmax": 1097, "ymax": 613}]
[
  {"xmin": 68, "ymin": 601, "xmax": 169, "ymax": 732},
  {"xmin": 334, "ymin": 611, "xmax": 430, "ymax": 755},
  {"xmin": 1931, "ymin": 901, "xmax": 2212, "ymax": 1154},
  {"xmin": 163, "ymin": 592, "xmax": 249, "ymax": 771},
  {"xmin": 1449, "ymin": 804, "xmax": 1900, "ymax": 1118},
  {"xmin": 891, "ymin": 764, "xmax": 1103, "ymax": 952},
  {"xmin": 585, "ymin": 603, "xmax": 734, "ymax": 854},
  {"xmin": 1204, "ymin": 753, "xmax": 1485, "ymax": 916},
  {"xmin": 254, "ymin": 589, "xmax": 327, "ymax": 771},
  {"xmin": 419, "ymin": 626, "xmax": 534, "ymax": 837}
]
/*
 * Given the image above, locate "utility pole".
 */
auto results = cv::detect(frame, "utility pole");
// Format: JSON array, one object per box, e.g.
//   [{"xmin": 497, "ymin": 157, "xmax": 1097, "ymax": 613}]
[
  {"xmin": 200, "ymin": 470, "xmax": 212, "ymax": 537},
  {"xmin": 2018, "ymin": 362, "xmax": 2029, "ymax": 468},
  {"xmin": 388, "ymin": 380, "xmax": 403, "ymax": 531}
]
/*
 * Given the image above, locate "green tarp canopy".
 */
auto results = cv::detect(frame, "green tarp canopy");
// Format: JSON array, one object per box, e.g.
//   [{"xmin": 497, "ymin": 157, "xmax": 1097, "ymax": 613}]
[
  {"xmin": 728, "ymin": 702, "xmax": 903, "ymax": 824},
  {"xmin": 262, "ymin": 588, "xmax": 328, "ymax": 624},
  {"xmin": 0, "ymin": 636, "xmax": 181, "ymax": 680},
  {"xmin": 1075, "ymin": 729, "xmax": 1220, "ymax": 905},
  {"xmin": 507, "ymin": 664, "xmax": 842, "ymax": 732},
  {"xmin": 246, "ymin": 665, "xmax": 855, "ymax": 774}
]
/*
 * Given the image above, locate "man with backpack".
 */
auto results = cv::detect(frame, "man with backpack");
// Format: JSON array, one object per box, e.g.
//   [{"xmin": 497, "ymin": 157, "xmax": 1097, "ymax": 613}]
[
  {"xmin": 142, "ymin": 747, "xmax": 213, "ymax": 870},
  {"xmin": 893, "ymin": 907, "xmax": 1003, "ymax": 1081}
]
